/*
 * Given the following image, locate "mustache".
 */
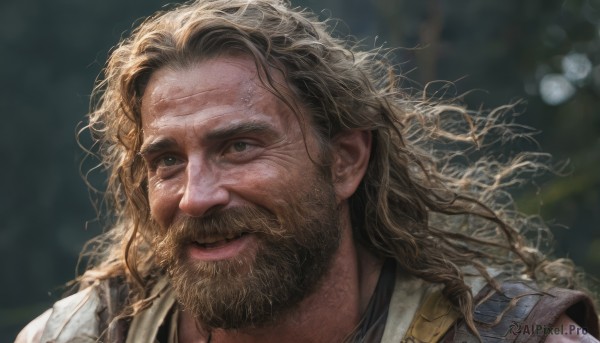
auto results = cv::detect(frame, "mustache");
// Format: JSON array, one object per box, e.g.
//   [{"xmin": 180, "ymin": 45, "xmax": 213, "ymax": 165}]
[{"xmin": 168, "ymin": 207, "xmax": 287, "ymax": 243}]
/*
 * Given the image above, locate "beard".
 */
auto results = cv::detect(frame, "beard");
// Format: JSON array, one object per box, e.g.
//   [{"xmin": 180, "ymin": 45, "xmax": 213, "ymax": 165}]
[{"xmin": 152, "ymin": 178, "xmax": 341, "ymax": 330}]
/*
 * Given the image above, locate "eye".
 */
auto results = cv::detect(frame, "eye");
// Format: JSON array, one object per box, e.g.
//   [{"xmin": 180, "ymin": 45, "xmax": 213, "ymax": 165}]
[
  {"xmin": 224, "ymin": 141, "xmax": 253, "ymax": 155},
  {"xmin": 147, "ymin": 154, "xmax": 184, "ymax": 179},
  {"xmin": 222, "ymin": 140, "xmax": 260, "ymax": 161},
  {"xmin": 232, "ymin": 141, "xmax": 249, "ymax": 152},
  {"xmin": 158, "ymin": 155, "xmax": 180, "ymax": 167},
  {"xmin": 147, "ymin": 154, "xmax": 183, "ymax": 173}
]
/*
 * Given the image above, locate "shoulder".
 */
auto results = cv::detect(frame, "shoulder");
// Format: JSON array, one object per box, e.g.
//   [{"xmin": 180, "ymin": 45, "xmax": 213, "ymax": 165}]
[
  {"xmin": 383, "ymin": 269, "xmax": 600, "ymax": 343},
  {"xmin": 14, "ymin": 285, "xmax": 102, "ymax": 343},
  {"xmin": 14, "ymin": 309, "xmax": 52, "ymax": 343},
  {"xmin": 447, "ymin": 279, "xmax": 599, "ymax": 342}
]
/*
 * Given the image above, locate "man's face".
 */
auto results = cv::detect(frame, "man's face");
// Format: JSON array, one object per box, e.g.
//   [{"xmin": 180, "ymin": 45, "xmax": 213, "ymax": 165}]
[{"xmin": 140, "ymin": 55, "xmax": 342, "ymax": 329}]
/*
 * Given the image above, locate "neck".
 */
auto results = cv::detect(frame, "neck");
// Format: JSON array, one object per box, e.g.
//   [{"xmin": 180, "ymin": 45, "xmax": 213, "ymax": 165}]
[{"xmin": 178, "ymin": 212, "xmax": 383, "ymax": 343}]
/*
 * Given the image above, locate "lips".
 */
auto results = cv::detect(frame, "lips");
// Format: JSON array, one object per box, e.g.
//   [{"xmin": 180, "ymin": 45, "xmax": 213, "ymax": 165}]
[{"xmin": 187, "ymin": 232, "xmax": 255, "ymax": 262}]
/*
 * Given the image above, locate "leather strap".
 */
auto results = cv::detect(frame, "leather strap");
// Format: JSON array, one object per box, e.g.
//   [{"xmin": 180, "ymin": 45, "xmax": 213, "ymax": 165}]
[{"xmin": 443, "ymin": 281, "xmax": 543, "ymax": 342}]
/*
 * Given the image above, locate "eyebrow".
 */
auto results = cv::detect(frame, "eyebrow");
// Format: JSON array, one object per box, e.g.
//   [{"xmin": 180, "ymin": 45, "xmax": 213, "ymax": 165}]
[
  {"xmin": 139, "ymin": 121, "xmax": 280, "ymax": 157},
  {"xmin": 204, "ymin": 121, "xmax": 279, "ymax": 142},
  {"xmin": 139, "ymin": 137, "xmax": 178, "ymax": 158}
]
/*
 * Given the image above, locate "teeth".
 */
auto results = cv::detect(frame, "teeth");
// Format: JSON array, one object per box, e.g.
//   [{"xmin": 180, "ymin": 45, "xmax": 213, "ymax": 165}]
[
  {"xmin": 198, "ymin": 237, "xmax": 222, "ymax": 245},
  {"xmin": 196, "ymin": 233, "xmax": 243, "ymax": 246}
]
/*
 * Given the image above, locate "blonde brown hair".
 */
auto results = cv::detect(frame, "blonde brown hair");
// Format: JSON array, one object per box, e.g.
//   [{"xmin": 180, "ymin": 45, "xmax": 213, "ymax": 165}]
[{"xmin": 82, "ymin": 0, "xmax": 580, "ymax": 333}]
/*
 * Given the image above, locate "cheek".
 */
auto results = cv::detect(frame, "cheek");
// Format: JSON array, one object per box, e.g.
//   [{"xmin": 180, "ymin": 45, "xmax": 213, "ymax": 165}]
[
  {"xmin": 147, "ymin": 177, "xmax": 182, "ymax": 229},
  {"xmin": 230, "ymin": 163, "xmax": 313, "ymax": 205}
]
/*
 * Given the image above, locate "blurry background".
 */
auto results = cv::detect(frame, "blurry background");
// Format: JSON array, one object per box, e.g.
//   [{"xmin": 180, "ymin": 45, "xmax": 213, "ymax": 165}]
[{"xmin": 1, "ymin": 0, "xmax": 599, "ymax": 340}]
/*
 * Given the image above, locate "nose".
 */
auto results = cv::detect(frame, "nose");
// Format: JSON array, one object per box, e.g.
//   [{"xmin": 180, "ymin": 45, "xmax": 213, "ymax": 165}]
[{"xmin": 179, "ymin": 159, "xmax": 230, "ymax": 217}]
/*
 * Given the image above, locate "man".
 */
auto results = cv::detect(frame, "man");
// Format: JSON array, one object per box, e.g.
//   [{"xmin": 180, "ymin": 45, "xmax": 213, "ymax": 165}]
[{"xmin": 15, "ymin": 0, "xmax": 599, "ymax": 342}]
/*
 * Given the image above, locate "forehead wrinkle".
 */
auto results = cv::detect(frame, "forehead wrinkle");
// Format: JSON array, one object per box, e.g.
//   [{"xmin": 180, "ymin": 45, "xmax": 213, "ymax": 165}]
[
  {"xmin": 150, "ymin": 86, "xmax": 221, "ymax": 116},
  {"xmin": 153, "ymin": 86, "xmax": 221, "ymax": 105},
  {"xmin": 148, "ymin": 76, "xmax": 261, "ymax": 120},
  {"xmin": 152, "ymin": 60, "xmax": 260, "ymax": 101},
  {"xmin": 148, "ymin": 109, "xmax": 247, "ymax": 131}
]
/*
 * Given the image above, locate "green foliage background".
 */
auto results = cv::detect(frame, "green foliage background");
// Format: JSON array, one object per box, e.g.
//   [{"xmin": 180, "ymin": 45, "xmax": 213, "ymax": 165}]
[{"xmin": 1, "ymin": 0, "xmax": 599, "ymax": 340}]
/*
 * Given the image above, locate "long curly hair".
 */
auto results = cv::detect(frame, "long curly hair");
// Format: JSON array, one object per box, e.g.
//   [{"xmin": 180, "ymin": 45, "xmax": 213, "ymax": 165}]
[{"xmin": 81, "ymin": 0, "xmax": 582, "ymax": 334}]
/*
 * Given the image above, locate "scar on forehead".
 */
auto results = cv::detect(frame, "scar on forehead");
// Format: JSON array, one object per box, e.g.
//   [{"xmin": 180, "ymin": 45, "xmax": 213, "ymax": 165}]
[
  {"xmin": 239, "ymin": 78, "xmax": 258, "ymax": 105},
  {"xmin": 240, "ymin": 87, "xmax": 251, "ymax": 104}
]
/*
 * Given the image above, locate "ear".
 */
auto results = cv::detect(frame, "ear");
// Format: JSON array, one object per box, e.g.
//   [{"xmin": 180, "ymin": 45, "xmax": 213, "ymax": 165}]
[{"xmin": 330, "ymin": 130, "xmax": 372, "ymax": 202}]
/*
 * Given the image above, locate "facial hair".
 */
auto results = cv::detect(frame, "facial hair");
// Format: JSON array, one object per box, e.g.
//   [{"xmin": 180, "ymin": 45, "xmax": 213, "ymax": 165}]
[{"xmin": 153, "ymin": 181, "xmax": 341, "ymax": 330}]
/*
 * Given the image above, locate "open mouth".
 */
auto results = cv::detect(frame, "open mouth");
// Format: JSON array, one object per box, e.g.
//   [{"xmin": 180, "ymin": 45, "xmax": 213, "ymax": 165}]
[
  {"xmin": 186, "ymin": 232, "xmax": 254, "ymax": 261},
  {"xmin": 193, "ymin": 232, "xmax": 247, "ymax": 249}
]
